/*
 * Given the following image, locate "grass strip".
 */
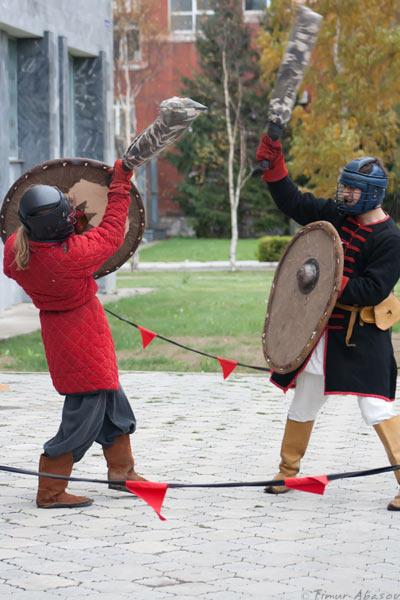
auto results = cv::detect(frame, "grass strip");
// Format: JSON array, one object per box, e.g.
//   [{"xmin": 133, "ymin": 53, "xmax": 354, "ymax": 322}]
[
  {"xmin": 137, "ymin": 238, "xmax": 260, "ymax": 262},
  {"xmin": 1, "ymin": 270, "xmax": 399, "ymax": 373},
  {"xmin": 0, "ymin": 271, "xmax": 273, "ymax": 373}
]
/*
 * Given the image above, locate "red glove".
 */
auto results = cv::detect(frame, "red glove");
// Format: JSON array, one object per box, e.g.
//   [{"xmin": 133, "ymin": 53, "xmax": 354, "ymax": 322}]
[
  {"xmin": 256, "ymin": 135, "xmax": 288, "ymax": 182},
  {"xmin": 109, "ymin": 159, "xmax": 133, "ymax": 194}
]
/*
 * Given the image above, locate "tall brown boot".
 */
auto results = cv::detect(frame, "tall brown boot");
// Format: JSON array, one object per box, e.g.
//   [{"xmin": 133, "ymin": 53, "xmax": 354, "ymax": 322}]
[
  {"xmin": 36, "ymin": 453, "xmax": 93, "ymax": 508},
  {"xmin": 103, "ymin": 434, "xmax": 147, "ymax": 492},
  {"xmin": 373, "ymin": 414, "xmax": 400, "ymax": 511},
  {"xmin": 265, "ymin": 418, "xmax": 315, "ymax": 494}
]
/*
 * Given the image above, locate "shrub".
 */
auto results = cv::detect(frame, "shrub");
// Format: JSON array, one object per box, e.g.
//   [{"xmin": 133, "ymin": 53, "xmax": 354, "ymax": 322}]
[{"xmin": 256, "ymin": 235, "xmax": 292, "ymax": 262}]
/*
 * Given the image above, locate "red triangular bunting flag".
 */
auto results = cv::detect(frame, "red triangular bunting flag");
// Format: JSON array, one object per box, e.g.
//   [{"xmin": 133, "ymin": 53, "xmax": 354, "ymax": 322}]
[
  {"xmin": 284, "ymin": 475, "xmax": 329, "ymax": 495},
  {"xmin": 137, "ymin": 326, "xmax": 157, "ymax": 349},
  {"xmin": 217, "ymin": 357, "xmax": 238, "ymax": 379},
  {"xmin": 125, "ymin": 481, "xmax": 168, "ymax": 520}
]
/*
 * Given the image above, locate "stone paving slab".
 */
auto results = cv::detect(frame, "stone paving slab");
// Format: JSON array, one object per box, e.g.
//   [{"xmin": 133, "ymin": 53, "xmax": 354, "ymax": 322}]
[{"xmin": 0, "ymin": 371, "xmax": 400, "ymax": 599}]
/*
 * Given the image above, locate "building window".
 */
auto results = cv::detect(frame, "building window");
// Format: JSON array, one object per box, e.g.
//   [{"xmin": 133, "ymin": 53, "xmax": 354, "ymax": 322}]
[
  {"xmin": 170, "ymin": 0, "xmax": 216, "ymax": 33},
  {"xmin": 8, "ymin": 37, "xmax": 18, "ymax": 159},
  {"xmin": 244, "ymin": 0, "xmax": 267, "ymax": 10},
  {"xmin": 114, "ymin": 26, "xmax": 141, "ymax": 64},
  {"xmin": 170, "ymin": 1, "xmax": 268, "ymax": 32}
]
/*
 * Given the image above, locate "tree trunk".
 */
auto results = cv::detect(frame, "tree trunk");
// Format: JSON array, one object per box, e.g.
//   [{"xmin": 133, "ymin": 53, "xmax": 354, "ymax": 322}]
[
  {"xmin": 229, "ymin": 200, "xmax": 239, "ymax": 271},
  {"xmin": 222, "ymin": 49, "xmax": 239, "ymax": 271},
  {"xmin": 130, "ymin": 249, "xmax": 139, "ymax": 272},
  {"xmin": 123, "ymin": 63, "xmax": 132, "ymax": 149}
]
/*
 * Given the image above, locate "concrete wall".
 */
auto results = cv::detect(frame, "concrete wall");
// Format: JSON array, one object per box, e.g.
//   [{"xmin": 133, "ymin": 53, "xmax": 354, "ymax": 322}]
[
  {"xmin": 0, "ymin": 0, "xmax": 113, "ymax": 58},
  {"xmin": 0, "ymin": 0, "xmax": 115, "ymax": 315}
]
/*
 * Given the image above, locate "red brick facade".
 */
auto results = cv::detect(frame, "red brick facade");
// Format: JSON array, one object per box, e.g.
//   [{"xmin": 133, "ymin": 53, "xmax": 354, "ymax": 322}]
[{"xmin": 118, "ymin": 1, "xmax": 266, "ymax": 227}]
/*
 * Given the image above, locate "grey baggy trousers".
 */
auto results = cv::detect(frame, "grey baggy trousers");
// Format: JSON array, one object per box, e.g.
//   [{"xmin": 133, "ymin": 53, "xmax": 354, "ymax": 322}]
[{"xmin": 43, "ymin": 384, "xmax": 136, "ymax": 463}]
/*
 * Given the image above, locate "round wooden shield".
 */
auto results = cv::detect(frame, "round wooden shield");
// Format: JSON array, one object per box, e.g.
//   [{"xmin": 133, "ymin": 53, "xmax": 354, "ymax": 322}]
[
  {"xmin": 262, "ymin": 221, "xmax": 344, "ymax": 374},
  {"xmin": 0, "ymin": 157, "xmax": 145, "ymax": 279}
]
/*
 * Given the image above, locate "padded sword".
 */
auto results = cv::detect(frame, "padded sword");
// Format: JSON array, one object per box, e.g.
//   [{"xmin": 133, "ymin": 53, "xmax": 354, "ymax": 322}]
[
  {"xmin": 121, "ymin": 96, "xmax": 207, "ymax": 171},
  {"xmin": 259, "ymin": 4, "xmax": 323, "ymax": 169}
]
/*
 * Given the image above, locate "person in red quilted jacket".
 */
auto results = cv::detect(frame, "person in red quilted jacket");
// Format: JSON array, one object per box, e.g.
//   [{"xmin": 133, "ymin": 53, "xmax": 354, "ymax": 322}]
[{"xmin": 3, "ymin": 160, "xmax": 147, "ymax": 508}]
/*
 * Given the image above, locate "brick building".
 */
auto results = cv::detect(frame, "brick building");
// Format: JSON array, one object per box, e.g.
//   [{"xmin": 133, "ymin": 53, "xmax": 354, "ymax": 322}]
[{"xmin": 115, "ymin": 0, "xmax": 268, "ymax": 239}]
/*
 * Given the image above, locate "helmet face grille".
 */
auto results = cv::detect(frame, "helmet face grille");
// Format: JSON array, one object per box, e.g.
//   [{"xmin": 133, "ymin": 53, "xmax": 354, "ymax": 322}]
[
  {"xmin": 335, "ymin": 158, "xmax": 388, "ymax": 215},
  {"xmin": 336, "ymin": 182, "xmax": 386, "ymax": 215}
]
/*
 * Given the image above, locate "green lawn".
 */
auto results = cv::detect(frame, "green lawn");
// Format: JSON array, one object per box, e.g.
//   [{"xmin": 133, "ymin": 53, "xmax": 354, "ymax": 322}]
[
  {"xmin": 138, "ymin": 237, "xmax": 260, "ymax": 262},
  {"xmin": 0, "ymin": 271, "xmax": 274, "ymax": 374},
  {"xmin": 1, "ymin": 270, "xmax": 399, "ymax": 374}
]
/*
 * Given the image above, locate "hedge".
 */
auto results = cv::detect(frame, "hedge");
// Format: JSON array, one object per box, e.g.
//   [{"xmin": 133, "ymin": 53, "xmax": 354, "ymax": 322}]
[{"xmin": 256, "ymin": 235, "xmax": 292, "ymax": 262}]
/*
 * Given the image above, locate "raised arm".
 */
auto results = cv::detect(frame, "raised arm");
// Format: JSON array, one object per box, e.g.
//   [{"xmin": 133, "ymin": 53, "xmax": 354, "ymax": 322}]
[
  {"xmin": 64, "ymin": 160, "xmax": 134, "ymax": 274},
  {"xmin": 256, "ymin": 135, "xmax": 337, "ymax": 226}
]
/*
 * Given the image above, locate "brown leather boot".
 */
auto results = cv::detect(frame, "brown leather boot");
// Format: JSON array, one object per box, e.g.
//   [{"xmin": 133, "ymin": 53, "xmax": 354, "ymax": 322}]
[
  {"xmin": 36, "ymin": 453, "xmax": 93, "ymax": 508},
  {"xmin": 103, "ymin": 434, "xmax": 147, "ymax": 492},
  {"xmin": 265, "ymin": 419, "xmax": 315, "ymax": 494},
  {"xmin": 373, "ymin": 414, "xmax": 400, "ymax": 511}
]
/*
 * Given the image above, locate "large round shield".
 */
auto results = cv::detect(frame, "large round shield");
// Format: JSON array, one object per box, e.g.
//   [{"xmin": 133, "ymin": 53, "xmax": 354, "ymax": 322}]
[
  {"xmin": 262, "ymin": 221, "xmax": 344, "ymax": 374},
  {"xmin": 0, "ymin": 158, "xmax": 145, "ymax": 279}
]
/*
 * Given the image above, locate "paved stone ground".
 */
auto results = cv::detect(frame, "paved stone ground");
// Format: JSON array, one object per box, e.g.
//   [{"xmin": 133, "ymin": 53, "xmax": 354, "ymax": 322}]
[{"xmin": 1, "ymin": 371, "xmax": 400, "ymax": 599}]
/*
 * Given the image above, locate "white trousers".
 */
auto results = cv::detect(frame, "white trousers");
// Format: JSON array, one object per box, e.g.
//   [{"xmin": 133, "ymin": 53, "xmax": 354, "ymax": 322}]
[
  {"xmin": 287, "ymin": 334, "xmax": 396, "ymax": 427},
  {"xmin": 288, "ymin": 371, "xmax": 396, "ymax": 426}
]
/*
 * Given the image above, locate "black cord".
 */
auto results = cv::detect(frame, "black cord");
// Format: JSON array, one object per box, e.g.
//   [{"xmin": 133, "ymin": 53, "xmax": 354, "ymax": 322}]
[
  {"xmin": 105, "ymin": 307, "xmax": 400, "ymax": 372},
  {"xmin": 105, "ymin": 308, "xmax": 271, "ymax": 373},
  {"xmin": 1, "ymin": 463, "xmax": 399, "ymax": 489}
]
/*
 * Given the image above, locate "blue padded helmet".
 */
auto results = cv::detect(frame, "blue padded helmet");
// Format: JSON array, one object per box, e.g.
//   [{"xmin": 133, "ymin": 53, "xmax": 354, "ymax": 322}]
[{"xmin": 336, "ymin": 157, "xmax": 388, "ymax": 215}]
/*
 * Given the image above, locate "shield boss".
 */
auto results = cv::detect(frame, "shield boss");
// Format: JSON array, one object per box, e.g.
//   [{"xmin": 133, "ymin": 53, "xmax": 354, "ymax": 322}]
[
  {"xmin": 0, "ymin": 158, "xmax": 145, "ymax": 279},
  {"xmin": 262, "ymin": 221, "xmax": 344, "ymax": 374}
]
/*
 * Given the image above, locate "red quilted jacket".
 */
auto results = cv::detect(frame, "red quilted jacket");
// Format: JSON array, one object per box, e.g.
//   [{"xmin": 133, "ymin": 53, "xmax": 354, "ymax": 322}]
[{"xmin": 3, "ymin": 188, "xmax": 130, "ymax": 395}]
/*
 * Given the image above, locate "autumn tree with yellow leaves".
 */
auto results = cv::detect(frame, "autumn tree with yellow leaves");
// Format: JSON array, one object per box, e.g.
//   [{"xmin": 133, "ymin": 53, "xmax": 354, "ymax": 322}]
[{"xmin": 258, "ymin": 0, "xmax": 400, "ymax": 201}]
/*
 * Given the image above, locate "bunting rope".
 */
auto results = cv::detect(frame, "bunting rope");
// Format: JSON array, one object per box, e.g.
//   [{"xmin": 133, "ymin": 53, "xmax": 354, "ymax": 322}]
[
  {"xmin": 1, "ymin": 464, "xmax": 400, "ymax": 521},
  {"xmin": 1, "ymin": 463, "xmax": 399, "ymax": 488},
  {"xmin": 105, "ymin": 308, "xmax": 400, "ymax": 377},
  {"xmin": 105, "ymin": 307, "xmax": 270, "ymax": 378}
]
